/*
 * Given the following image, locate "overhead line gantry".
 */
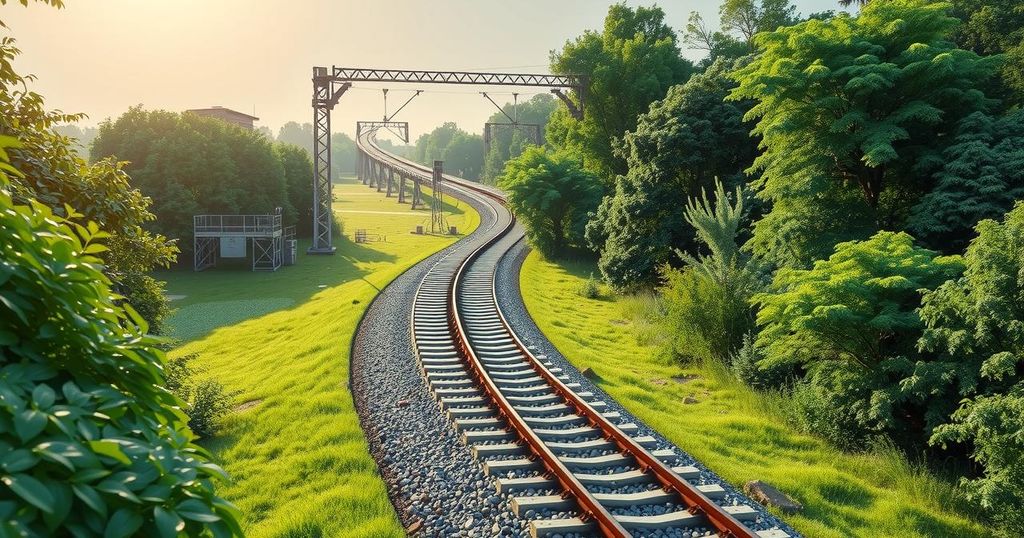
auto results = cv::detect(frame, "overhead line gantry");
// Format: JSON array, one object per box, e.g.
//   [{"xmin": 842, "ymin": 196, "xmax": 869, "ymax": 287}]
[{"xmin": 307, "ymin": 66, "xmax": 586, "ymax": 254}]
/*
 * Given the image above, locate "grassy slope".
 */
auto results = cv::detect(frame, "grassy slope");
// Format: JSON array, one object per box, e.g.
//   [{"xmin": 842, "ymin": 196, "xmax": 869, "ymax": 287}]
[
  {"xmin": 518, "ymin": 253, "xmax": 985, "ymax": 538},
  {"xmin": 162, "ymin": 181, "xmax": 479, "ymax": 537}
]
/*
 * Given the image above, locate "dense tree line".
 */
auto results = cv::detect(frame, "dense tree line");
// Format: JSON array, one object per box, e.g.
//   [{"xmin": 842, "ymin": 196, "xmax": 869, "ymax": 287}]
[
  {"xmin": 481, "ymin": 94, "xmax": 558, "ymax": 183},
  {"xmin": 499, "ymin": 2, "xmax": 1024, "ymax": 533},
  {"xmin": 411, "ymin": 122, "xmax": 485, "ymax": 180},
  {"xmin": 91, "ymin": 107, "xmax": 314, "ymax": 249}
]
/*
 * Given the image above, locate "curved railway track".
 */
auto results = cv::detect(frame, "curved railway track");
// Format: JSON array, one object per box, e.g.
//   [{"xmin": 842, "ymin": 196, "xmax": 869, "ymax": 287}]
[{"xmin": 355, "ymin": 130, "xmax": 791, "ymax": 538}]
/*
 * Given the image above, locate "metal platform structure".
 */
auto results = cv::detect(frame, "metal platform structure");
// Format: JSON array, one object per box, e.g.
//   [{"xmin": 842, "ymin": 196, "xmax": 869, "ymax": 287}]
[
  {"xmin": 308, "ymin": 66, "xmax": 587, "ymax": 254},
  {"xmin": 193, "ymin": 210, "xmax": 295, "ymax": 272}
]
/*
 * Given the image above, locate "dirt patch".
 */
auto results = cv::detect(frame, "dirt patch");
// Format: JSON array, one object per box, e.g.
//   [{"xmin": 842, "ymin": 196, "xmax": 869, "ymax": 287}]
[
  {"xmin": 671, "ymin": 374, "xmax": 700, "ymax": 384},
  {"xmin": 234, "ymin": 399, "xmax": 263, "ymax": 412},
  {"xmin": 609, "ymin": 319, "xmax": 629, "ymax": 326},
  {"xmin": 649, "ymin": 378, "xmax": 668, "ymax": 386}
]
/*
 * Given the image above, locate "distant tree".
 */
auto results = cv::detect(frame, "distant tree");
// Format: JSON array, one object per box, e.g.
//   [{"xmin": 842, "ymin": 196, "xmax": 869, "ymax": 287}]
[
  {"xmin": 498, "ymin": 146, "xmax": 602, "ymax": 257},
  {"xmin": 547, "ymin": 3, "xmax": 693, "ymax": 183},
  {"xmin": 481, "ymin": 94, "xmax": 558, "ymax": 183},
  {"xmin": 909, "ymin": 111, "xmax": 1024, "ymax": 252},
  {"xmin": 413, "ymin": 122, "xmax": 485, "ymax": 181},
  {"xmin": 52, "ymin": 123, "xmax": 98, "ymax": 156},
  {"xmin": 275, "ymin": 143, "xmax": 313, "ymax": 236},
  {"xmin": 255, "ymin": 125, "xmax": 273, "ymax": 139},
  {"xmin": 731, "ymin": 0, "xmax": 1002, "ymax": 267},
  {"xmin": 683, "ymin": 11, "xmax": 749, "ymax": 68},
  {"xmin": 277, "ymin": 121, "xmax": 313, "ymax": 155},
  {"xmin": 591, "ymin": 59, "xmax": 756, "ymax": 288},
  {"xmin": 330, "ymin": 132, "xmax": 357, "ymax": 179},
  {"xmin": 720, "ymin": 0, "xmax": 798, "ymax": 47}
]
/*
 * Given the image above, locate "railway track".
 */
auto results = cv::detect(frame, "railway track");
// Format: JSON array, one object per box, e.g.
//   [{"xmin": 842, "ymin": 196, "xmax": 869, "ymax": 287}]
[{"xmin": 355, "ymin": 131, "xmax": 791, "ymax": 538}]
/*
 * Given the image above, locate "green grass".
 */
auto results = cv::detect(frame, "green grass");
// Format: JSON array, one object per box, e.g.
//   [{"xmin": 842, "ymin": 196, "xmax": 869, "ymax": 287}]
[
  {"xmin": 519, "ymin": 252, "xmax": 986, "ymax": 538},
  {"xmin": 161, "ymin": 181, "xmax": 479, "ymax": 537}
]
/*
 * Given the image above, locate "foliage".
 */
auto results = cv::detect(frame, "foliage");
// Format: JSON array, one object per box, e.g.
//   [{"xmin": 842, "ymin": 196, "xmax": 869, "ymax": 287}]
[
  {"xmin": 92, "ymin": 107, "xmax": 300, "ymax": 254},
  {"xmin": 482, "ymin": 94, "xmax": 558, "ymax": 183},
  {"xmin": 731, "ymin": 0, "xmax": 1002, "ymax": 267},
  {"xmin": 498, "ymin": 146, "xmax": 602, "ymax": 257},
  {"xmin": 730, "ymin": 332, "xmax": 794, "ymax": 389},
  {"xmin": 948, "ymin": 0, "xmax": 1024, "ymax": 105},
  {"xmin": 754, "ymin": 231, "xmax": 963, "ymax": 445},
  {"xmin": 412, "ymin": 122, "xmax": 484, "ymax": 181},
  {"xmin": 661, "ymin": 181, "xmax": 761, "ymax": 363},
  {"xmin": 719, "ymin": 0, "xmax": 797, "ymax": 47},
  {"xmin": 0, "ymin": 137, "xmax": 239, "ymax": 536},
  {"xmin": 683, "ymin": 12, "xmax": 749, "ymax": 68},
  {"xmin": 575, "ymin": 273, "xmax": 601, "ymax": 299},
  {"xmin": 912, "ymin": 204, "xmax": 1024, "ymax": 533},
  {"xmin": 164, "ymin": 355, "xmax": 236, "ymax": 439},
  {"xmin": 591, "ymin": 60, "xmax": 755, "ymax": 288},
  {"xmin": 0, "ymin": 35, "xmax": 176, "ymax": 332},
  {"xmin": 547, "ymin": 3, "xmax": 693, "ymax": 183},
  {"xmin": 909, "ymin": 110, "xmax": 1024, "ymax": 252},
  {"xmin": 275, "ymin": 142, "xmax": 314, "ymax": 236}
]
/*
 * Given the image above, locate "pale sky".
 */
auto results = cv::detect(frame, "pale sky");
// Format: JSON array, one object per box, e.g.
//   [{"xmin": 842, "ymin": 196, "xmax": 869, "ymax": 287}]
[{"xmin": 5, "ymin": 0, "xmax": 848, "ymax": 141}]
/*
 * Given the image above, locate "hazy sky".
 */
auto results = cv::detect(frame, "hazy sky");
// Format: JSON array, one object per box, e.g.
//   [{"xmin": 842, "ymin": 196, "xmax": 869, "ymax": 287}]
[{"xmin": 6, "ymin": 0, "xmax": 848, "ymax": 141}]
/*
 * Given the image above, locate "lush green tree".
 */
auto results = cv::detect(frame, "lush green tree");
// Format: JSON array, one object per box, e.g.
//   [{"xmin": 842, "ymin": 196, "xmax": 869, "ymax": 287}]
[
  {"xmin": 754, "ymin": 231, "xmax": 963, "ymax": 444},
  {"xmin": 275, "ymin": 142, "xmax": 314, "ymax": 236},
  {"xmin": 498, "ymin": 146, "xmax": 602, "ymax": 256},
  {"xmin": 482, "ymin": 94, "xmax": 558, "ymax": 183},
  {"xmin": 0, "ymin": 135, "xmax": 240, "ymax": 536},
  {"xmin": 92, "ymin": 107, "xmax": 293, "ymax": 255},
  {"xmin": 52, "ymin": 123, "xmax": 97, "ymax": 156},
  {"xmin": 661, "ymin": 180, "xmax": 762, "ymax": 363},
  {"xmin": 909, "ymin": 111, "xmax": 1024, "ymax": 252},
  {"xmin": 911, "ymin": 205, "xmax": 1024, "ymax": 533},
  {"xmin": 591, "ymin": 59, "xmax": 756, "ymax": 288},
  {"xmin": 0, "ymin": 36, "xmax": 176, "ymax": 332},
  {"xmin": 731, "ymin": 0, "xmax": 1002, "ymax": 267},
  {"xmin": 547, "ymin": 4, "xmax": 693, "ymax": 183}
]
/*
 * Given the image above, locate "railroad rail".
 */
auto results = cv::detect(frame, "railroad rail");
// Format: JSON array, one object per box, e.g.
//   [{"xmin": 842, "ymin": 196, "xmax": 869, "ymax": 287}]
[{"xmin": 354, "ymin": 132, "xmax": 790, "ymax": 538}]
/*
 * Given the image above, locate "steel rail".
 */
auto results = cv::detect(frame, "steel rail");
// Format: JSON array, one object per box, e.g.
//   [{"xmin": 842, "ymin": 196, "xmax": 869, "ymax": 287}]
[{"xmin": 357, "ymin": 134, "xmax": 760, "ymax": 538}]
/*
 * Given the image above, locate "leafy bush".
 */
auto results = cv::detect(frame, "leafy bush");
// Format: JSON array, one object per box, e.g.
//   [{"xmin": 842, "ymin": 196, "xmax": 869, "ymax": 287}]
[
  {"xmin": 498, "ymin": 146, "xmax": 603, "ymax": 257},
  {"xmin": 0, "ymin": 137, "xmax": 239, "ymax": 536},
  {"xmin": 754, "ymin": 231, "xmax": 963, "ymax": 447},
  {"xmin": 164, "ymin": 354, "xmax": 236, "ymax": 439},
  {"xmin": 661, "ymin": 180, "xmax": 760, "ymax": 363},
  {"xmin": 576, "ymin": 273, "xmax": 601, "ymax": 299},
  {"xmin": 730, "ymin": 333, "xmax": 794, "ymax": 390},
  {"xmin": 914, "ymin": 203, "xmax": 1024, "ymax": 534}
]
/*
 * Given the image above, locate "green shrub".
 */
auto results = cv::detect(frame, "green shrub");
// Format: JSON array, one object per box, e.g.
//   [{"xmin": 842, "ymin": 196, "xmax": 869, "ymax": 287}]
[
  {"xmin": 661, "ymin": 180, "xmax": 760, "ymax": 363},
  {"xmin": 915, "ymin": 203, "xmax": 1024, "ymax": 535},
  {"xmin": 754, "ymin": 231, "xmax": 963, "ymax": 447},
  {"xmin": 164, "ymin": 354, "xmax": 236, "ymax": 439},
  {"xmin": 730, "ymin": 333, "xmax": 794, "ymax": 390},
  {"xmin": 0, "ymin": 137, "xmax": 239, "ymax": 536},
  {"xmin": 576, "ymin": 273, "xmax": 601, "ymax": 299}
]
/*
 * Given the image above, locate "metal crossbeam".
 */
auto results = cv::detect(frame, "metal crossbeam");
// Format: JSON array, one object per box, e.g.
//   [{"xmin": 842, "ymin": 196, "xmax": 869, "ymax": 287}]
[
  {"xmin": 330, "ymin": 67, "xmax": 583, "ymax": 89},
  {"xmin": 357, "ymin": 121, "xmax": 409, "ymax": 143}
]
